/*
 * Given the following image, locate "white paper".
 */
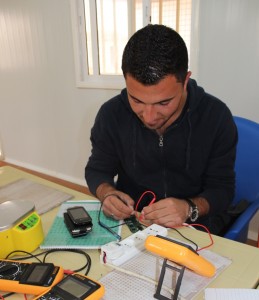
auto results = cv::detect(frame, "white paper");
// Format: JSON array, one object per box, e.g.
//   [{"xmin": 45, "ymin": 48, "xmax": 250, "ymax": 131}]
[
  {"xmin": 0, "ymin": 178, "xmax": 73, "ymax": 214},
  {"xmin": 205, "ymin": 288, "xmax": 259, "ymax": 300}
]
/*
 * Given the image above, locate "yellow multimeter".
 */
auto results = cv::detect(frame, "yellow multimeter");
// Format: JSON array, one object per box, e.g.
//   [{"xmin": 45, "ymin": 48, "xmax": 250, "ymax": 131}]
[
  {"xmin": 145, "ymin": 235, "xmax": 216, "ymax": 277},
  {"xmin": 33, "ymin": 273, "xmax": 105, "ymax": 300},
  {"xmin": 0, "ymin": 259, "xmax": 64, "ymax": 295}
]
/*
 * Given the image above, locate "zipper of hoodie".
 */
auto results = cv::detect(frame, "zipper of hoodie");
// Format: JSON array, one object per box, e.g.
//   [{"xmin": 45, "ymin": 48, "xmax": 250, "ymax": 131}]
[
  {"xmin": 159, "ymin": 135, "xmax": 163, "ymax": 147},
  {"xmin": 158, "ymin": 135, "xmax": 167, "ymax": 198}
]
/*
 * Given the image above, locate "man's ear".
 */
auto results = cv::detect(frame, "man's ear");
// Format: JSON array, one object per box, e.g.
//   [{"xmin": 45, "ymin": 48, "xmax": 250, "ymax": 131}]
[{"xmin": 184, "ymin": 71, "xmax": 192, "ymax": 90}]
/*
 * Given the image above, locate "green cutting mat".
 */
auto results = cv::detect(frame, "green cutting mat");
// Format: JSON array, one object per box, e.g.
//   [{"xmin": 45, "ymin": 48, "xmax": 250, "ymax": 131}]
[{"xmin": 40, "ymin": 200, "xmax": 121, "ymax": 249}]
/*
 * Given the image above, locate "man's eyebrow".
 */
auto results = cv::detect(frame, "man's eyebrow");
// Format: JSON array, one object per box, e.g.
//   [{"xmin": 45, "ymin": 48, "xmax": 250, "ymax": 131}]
[{"xmin": 128, "ymin": 93, "xmax": 174, "ymax": 104}]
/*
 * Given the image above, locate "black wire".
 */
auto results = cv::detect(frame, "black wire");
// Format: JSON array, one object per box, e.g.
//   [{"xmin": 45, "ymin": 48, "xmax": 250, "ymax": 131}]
[
  {"xmin": 171, "ymin": 227, "xmax": 199, "ymax": 251},
  {"xmin": 4, "ymin": 249, "xmax": 92, "ymax": 275},
  {"xmin": 5, "ymin": 250, "xmax": 42, "ymax": 262},
  {"xmin": 109, "ymin": 221, "xmax": 126, "ymax": 228},
  {"xmin": 42, "ymin": 249, "xmax": 92, "ymax": 275},
  {"xmin": 1, "ymin": 292, "xmax": 15, "ymax": 298},
  {"xmin": 98, "ymin": 201, "xmax": 123, "ymax": 240}
]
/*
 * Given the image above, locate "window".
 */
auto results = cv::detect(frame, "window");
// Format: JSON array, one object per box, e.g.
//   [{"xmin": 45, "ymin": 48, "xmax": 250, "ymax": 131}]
[{"xmin": 70, "ymin": 0, "xmax": 192, "ymax": 89}]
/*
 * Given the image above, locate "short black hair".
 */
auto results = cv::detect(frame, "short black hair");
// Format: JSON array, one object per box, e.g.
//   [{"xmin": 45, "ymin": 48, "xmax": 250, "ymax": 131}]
[{"xmin": 122, "ymin": 24, "xmax": 188, "ymax": 85}]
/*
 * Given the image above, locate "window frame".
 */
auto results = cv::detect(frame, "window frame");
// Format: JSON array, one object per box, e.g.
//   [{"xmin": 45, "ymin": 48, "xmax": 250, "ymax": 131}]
[{"xmin": 70, "ymin": 0, "xmax": 196, "ymax": 90}]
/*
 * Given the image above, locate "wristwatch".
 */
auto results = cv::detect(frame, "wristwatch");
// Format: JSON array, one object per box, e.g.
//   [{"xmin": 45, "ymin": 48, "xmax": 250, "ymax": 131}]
[{"xmin": 184, "ymin": 198, "xmax": 199, "ymax": 222}]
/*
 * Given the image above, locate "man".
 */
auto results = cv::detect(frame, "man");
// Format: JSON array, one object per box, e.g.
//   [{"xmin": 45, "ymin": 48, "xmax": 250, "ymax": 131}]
[{"xmin": 85, "ymin": 24, "xmax": 237, "ymax": 234}]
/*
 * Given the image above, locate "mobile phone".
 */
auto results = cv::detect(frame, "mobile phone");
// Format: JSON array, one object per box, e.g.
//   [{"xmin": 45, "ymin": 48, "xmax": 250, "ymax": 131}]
[
  {"xmin": 33, "ymin": 273, "xmax": 105, "ymax": 300},
  {"xmin": 64, "ymin": 212, "xmax": 92, "ymax": 238},
  {"xmin": 67, "ymin": 206, "xmax": 92, "ymax": 226},
  {"xmin": 0, "ymin": 259, "xmax": 63, "ymax": 295}
]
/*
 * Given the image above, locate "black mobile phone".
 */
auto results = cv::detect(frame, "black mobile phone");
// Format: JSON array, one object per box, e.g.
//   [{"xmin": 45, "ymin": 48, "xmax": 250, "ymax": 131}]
[
  {"xmin": 64, "ymin": 213, "xmax": 92, "ymax": 238},
  {"xmin": 67, "ymin": 206, "xmax": 92, "ymax": 226}
]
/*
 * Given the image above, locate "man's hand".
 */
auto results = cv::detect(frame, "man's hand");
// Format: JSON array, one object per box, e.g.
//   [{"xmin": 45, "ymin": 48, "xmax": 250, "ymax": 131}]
[
  {"xmin": 96, "ymin": 183, "xmax": 135, "ymax": 220},
  {"xmin": 140, "ymin": 197, "xmax": 190, "ymax": 228},
  {"xmin": 102, "ymin": 192, "xmax": 135, "ymax": 220}
]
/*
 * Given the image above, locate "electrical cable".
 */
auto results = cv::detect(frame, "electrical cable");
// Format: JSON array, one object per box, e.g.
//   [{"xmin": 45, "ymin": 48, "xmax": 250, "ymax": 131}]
[
  {"xmin": 186, "ymin": 223, "xmax": 214, "ymax": 251},
  {"xmin": 133, "ymin": 190, "xmax": 214, "ymax": 251},
  {"xmin": 42, "ymin": 249, "xmax": 92, "ymax": 275},
  {"xmin": 5, "ymin": 250, "xmax": 42, "ymax": 262},
  {"xmin": 171, "ymin": 227, "xmax": 199, "ymax": 251},
  {"xmin": 1, "ymin": 249, "xmax": 92, "ymax": 299},
  {"xmin": 98, "ymin": 201, "xmax": 122, "ymax": 241},
  {"xmin": 170, "ymin": 223, "xmax": 214, "ymax": 251},
  {"xmin": 98, "ymin": 200, "xmax": 126, "ymax": 228},
  {"xmin": 4, "ymin": 249, "xmax": 92, "ymax": 275},
  {"xmin": 134, "ymin": 190, "xmax": 156, "ymax": 212},
  {"xmin": 97, "ymin": 191, "xmax": 155, "ymax": 238}
]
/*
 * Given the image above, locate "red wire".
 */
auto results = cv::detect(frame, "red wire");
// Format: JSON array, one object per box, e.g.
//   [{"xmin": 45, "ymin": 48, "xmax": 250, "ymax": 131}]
[
  {"xmin": 189, "ymin": 224, "xmax": 214, "ymax": 251},
  {"xmin": 177, "ymin": 223, "xmax": 214, "ymax": 251},
  {"xmin": 134, "ymin": 191, "xmax": 214, "ymax": 251},
  {"xmin": 134, "ymin": 190, "xmax": 156, "ymax": 223},
  {"xmin": 134, "ymin": 190, "xmax": 156, "ymax": 212},
  {"xmin": 64, "ymin": 269, "xmax": 75, "ymax": 275}
]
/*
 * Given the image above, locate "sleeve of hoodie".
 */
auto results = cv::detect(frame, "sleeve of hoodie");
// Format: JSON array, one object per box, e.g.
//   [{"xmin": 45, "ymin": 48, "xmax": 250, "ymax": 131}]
[
  {"xmin": 198, "ymin": 105, "xmax": 238, "ymax": 216},
  {"xmin": 85, "ymin": 104, "xmax": 120, "ymax": 196}
]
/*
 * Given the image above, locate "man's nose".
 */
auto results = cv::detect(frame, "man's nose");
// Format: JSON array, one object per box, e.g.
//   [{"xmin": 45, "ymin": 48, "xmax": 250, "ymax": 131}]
[{"xmin": 142, "ymin": 105, "xmax": 156, "ymax": 123}]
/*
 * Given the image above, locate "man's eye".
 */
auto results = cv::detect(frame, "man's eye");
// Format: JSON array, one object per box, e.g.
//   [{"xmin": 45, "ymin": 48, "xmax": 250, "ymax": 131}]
[
  {"xmin": 159, "ymin": 100, "xmax": 170, "ymax": 106},
  {"xmin": 132, "ymin": 98, "xmax": 141, "ymax": 104}
]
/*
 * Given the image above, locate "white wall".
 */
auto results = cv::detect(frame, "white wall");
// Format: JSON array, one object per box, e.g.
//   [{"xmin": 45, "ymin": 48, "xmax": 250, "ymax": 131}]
[
  {"xmin": 192, "ymin": 0, "xmax": 259, "ymax": 122},
  {"xmin": 0, "ymin": 0, "xmax": 119, "ymax": 185},
  {"xmin": 190, "ymin": 0, "xmax": 259, "ymax": 241},
  {"xmin": 0, "ymin": 0, "xmax": 258, "ymax": 238}
]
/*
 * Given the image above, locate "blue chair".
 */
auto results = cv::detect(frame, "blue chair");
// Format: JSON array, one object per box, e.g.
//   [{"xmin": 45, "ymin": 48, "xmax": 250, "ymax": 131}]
[{"xmin": 224, "ymin": 116, "xmax": 259, "ymax": 243}]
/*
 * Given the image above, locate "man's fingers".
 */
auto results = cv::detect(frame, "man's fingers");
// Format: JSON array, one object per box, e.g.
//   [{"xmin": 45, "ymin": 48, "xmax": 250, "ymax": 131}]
[{"xmin": 102, "ymin": 195, "xmax": 134, "ymax": 219}]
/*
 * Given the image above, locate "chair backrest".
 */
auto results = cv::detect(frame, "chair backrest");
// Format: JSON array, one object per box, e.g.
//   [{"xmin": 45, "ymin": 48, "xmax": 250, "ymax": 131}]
[
  {"xmin": 232, "ymin": 116, "xmax": 259, "ymax": 205},
  {"xmin": 224, "ymin": 116, "xmax": 259, "ymax": 242}
]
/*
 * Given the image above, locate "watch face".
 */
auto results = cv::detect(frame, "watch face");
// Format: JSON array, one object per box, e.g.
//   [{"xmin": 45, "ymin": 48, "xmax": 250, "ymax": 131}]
[
  {"xmin": 190, "ymin": 208, "xmax": 199, "ymax": 222},
  {"xmin": 184, "ymin": 198, "xmax": 199, "ymax": 222}
]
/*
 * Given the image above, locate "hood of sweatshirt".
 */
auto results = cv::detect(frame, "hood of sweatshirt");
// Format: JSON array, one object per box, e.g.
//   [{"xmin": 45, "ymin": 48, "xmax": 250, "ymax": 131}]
[{"xmin": 119, "ymin": 78, "xmax": 206, "ymax": 170}]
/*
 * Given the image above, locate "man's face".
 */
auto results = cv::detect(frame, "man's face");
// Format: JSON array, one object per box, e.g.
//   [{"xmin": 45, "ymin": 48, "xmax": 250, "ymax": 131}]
[{"xmin": 125, "ymin": 73, "xmax": 191, "ymax": 132}]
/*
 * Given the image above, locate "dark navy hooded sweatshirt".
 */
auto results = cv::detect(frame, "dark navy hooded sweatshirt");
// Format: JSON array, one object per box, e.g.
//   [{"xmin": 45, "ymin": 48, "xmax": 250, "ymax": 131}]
[{"xmin": 85, "ymin": 79, "xmax": 237, "ymax": 227}]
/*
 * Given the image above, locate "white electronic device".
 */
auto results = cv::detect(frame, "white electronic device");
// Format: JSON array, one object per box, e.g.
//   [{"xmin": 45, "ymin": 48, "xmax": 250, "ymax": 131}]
[
  {"xmin": 100, "ymin": 224, "xmax": 168, "ymax": 266},
  {"xmin": 0, "ymin": 200, "xmax": 44, "ymax": 258}
]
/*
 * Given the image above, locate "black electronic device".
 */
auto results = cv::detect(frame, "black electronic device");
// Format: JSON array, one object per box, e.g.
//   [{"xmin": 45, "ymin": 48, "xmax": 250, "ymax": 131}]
[
  {"xmin": 0, "ymin": 259, "xmax": 63, "ymax": 295},
  {"xmin": 67, "ymin": 206, "xmax": 92, "ymax": 226},
  {"xmin": 124, "ymin": 215, "xmax": 144, "ymax": 233},
  {"xmin": 34, "ymin": 273, "xmax": 104, "ymax": 300},
  {"xmin": 64, "ymin": 212, "xmax": 92, "ymax": 238}
]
